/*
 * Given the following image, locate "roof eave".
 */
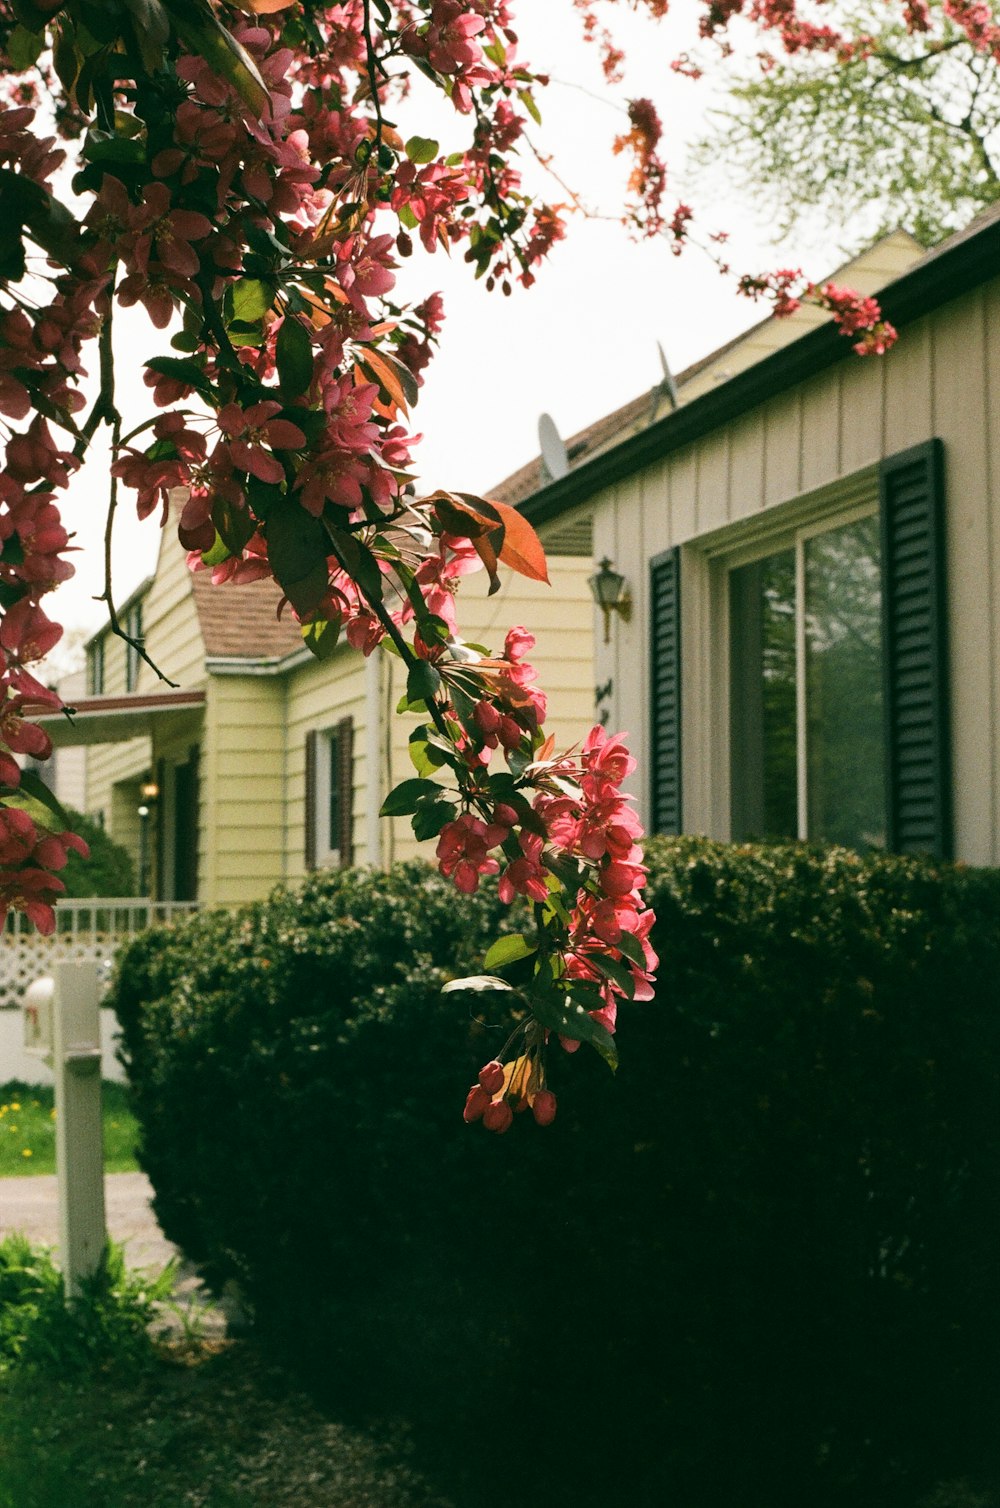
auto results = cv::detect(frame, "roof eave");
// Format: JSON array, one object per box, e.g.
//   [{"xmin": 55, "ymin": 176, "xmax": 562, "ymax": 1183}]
[{"xmin": 521, "ymin": 215, "xmax": 1000, "ymax": 530}]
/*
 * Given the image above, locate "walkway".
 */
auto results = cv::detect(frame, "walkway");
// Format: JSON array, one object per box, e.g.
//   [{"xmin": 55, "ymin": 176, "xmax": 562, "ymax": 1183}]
[{"xmin": 0, "ymin": 1170, "xmax": 223, "ymax": 1328}]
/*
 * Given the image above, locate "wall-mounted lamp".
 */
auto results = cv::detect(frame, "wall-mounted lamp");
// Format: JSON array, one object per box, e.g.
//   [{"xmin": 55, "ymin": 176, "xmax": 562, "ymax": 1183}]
[
  {"xmin": 588, "ymin": 558, "xmax": 631, "ymax": 643},
  {"xmin": 140, "ymin": 779, "xmax": 160, "ymax": 802}
]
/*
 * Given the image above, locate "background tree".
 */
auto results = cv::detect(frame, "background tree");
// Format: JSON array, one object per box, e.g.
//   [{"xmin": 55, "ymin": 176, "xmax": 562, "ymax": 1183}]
[{"xmin": 691, "ymin": 0, "xmax": 1000, "ymax": 250}]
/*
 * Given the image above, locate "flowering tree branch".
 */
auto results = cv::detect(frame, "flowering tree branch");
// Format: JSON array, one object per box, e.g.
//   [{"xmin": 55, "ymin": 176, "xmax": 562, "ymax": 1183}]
[{"xmin": 0, "ymin": 0, "xmax": 976, "ymax": 1121}]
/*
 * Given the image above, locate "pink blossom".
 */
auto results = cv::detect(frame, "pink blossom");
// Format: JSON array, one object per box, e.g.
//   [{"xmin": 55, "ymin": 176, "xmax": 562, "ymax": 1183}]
[{"xmin": 218, "ymin": 401, "xmax": 306, "ymax": 483}]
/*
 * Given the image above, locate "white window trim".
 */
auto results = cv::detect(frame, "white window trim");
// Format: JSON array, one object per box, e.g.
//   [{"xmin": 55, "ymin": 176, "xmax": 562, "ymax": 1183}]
[
  {"xmin": 682, "ymin": 466, "xmax": 881, "ymax": 841},
  {"xmin": 313, "ymin": 725, "xmax": 344, "ymax": 869}
]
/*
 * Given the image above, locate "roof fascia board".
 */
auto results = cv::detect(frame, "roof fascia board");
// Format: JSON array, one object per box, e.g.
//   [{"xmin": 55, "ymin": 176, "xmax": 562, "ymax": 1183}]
[
  {"xmin": 521, "ymin": 217, "xmax": 1000, "ymax": 529},
  {"xmin": 205, "ymin": 646, "xmax": 314, "ymax": 676},
  {"xmin": 85, "ymin": 575, "xmax": 156, "ymax": 649}
]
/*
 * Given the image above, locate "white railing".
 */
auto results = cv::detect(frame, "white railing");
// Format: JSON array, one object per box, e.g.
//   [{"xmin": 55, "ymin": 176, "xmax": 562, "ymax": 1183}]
[{"xmin": 0, "ymin": 899, "xmax": 200, "ymax": 1011}]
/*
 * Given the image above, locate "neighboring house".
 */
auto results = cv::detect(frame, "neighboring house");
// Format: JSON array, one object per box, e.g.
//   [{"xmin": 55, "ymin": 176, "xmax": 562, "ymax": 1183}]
[
  {"xmin": 40, "ymin": 505, "xmax": 595, "ymax": 905},
  {"xmin": 507, "ymin": 212, "xmax": 1000, "ymax": 866}
]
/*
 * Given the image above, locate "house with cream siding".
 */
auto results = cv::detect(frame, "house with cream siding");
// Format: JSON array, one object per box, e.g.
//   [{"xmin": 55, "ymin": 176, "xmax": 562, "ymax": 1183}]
[
  {"xmin": 510, "ymin": 209, "xmax": 1000, "ymax": 866},
  {"xmin": 41, "ymin": 506, "xmax": 595, "ymax": 905}
]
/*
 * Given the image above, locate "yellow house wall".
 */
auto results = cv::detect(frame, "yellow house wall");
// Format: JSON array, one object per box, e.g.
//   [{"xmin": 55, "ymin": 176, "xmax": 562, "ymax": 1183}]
[
  {"xmin": 592, "ymin": 278, "xmax": 1000, "ymax": 866},
  {"xmin": 278, "ymin": 551, "xmax": 595, "ymax": 878},
  {"xmin": 86, "ymin": 522, "xmax": 208, "ymax": 882},
  {"xmin": 283, "ymin": 647, "xmax": 369, "ymax": 884},
  {"xmin": 201, "ymin": 675, "xmax": 286, "ymax": 905}
]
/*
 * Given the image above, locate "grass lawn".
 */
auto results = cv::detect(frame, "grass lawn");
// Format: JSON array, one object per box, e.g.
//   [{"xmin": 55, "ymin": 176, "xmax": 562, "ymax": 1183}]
[{"xmin": 0, "ymin": 1081, "xmax": 139, "ymax": 1177}]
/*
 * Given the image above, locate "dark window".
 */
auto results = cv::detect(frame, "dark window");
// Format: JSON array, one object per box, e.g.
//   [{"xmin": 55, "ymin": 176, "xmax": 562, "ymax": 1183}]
[
  {"xmin": 305, "ymin": 717, "xmax": 354, "ymax": 869},
  {"xmin": 126, "ymin": 603, "xmax": 142, "ymax": 692},
  {"xmin": 88, "ymin": 638, "xmax": 104, "ymax": 695}
]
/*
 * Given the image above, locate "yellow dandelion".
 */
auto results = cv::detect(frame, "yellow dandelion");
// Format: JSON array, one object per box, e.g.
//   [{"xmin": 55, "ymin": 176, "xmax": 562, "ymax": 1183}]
[
  {"xmin": 10, "ymin": 1102, "xmax": 20, "ymax": 1112},
  {"xmin": 49, "ymin": 1108, "xmax": 56, "ymax": 1120},
  {"xmin": 21, "ymin": 1148, "xmax": 32, "ymax": 1158}
]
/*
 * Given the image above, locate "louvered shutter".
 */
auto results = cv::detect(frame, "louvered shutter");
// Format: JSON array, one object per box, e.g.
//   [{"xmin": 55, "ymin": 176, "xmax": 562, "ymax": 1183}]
[
  {"xmin": 336, "ymin": 716, "xmax": 354, "ymax": 867},
  {"xmin": 649, "ymin": 547, "xmax": 682, "ymax": 834},
  {"xmin": 304, "ymin": 729, "xmax": 317, "ymax": 870},
  {"xmin": 879, "ymin": 439, "xmax": 951, "ymax": 858}
]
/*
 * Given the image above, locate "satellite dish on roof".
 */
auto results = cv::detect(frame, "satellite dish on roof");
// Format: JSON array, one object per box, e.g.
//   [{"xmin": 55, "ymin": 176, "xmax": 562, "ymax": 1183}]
[
  {"xmin": 657, "ymin": 342, "xmax": 679, "ymax": 411},
  {"xmin": 538, "ymin": 412, "xmax": 569, "ymax": 482}
]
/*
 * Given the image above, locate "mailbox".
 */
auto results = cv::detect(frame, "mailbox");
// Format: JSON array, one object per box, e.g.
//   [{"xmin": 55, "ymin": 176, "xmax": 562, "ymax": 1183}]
[{"xmin": 23, "ymin": 975, "xmax": 54, "ymax": 1059}]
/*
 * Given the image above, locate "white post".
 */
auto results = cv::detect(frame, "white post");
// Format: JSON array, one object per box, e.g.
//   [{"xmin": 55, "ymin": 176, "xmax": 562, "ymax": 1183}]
[{"xmin": 51, "ymin": 960, "xmax": 107, "ymax": 1300}]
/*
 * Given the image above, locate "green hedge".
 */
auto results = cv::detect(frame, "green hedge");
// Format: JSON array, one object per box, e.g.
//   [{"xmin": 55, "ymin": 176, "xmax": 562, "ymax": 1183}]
[{"xmin": 109, "ymin": 842, "xmax": 1000, "ymax": 1507}]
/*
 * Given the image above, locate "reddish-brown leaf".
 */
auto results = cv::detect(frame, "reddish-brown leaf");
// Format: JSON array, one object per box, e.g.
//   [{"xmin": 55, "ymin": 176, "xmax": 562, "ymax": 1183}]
[
  {"xmin": 235, "ymin": 0, "xmax": 296, "ymax": 13},
  {"xmin": 488, "ymin": 498, "xmax": 550, "ymax": 584},
  {"xmin": 426, "ymin": 490, "xmax": 502, "ymax": 541},
  {"xmin": 473, "ymin": 534, "xmax": 501, "ymax": 594}
]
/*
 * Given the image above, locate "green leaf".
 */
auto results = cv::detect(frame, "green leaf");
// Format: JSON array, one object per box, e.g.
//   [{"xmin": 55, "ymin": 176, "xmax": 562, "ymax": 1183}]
[
  {"xmin": 407, "ymin": 660, "xmax": 441, "ymax": 706},
  {"xmin": 408, "ymin": 726, "xmax": 447, "ymax": 777},
  {"xmin": 331, "ymin": 530, "xmax": 384, "ymax": 605},
  {"xmin": 211, "ymin": 494, "xmax": 256, "ymax": 556},
  {"xmin": 16, "ymin": 770, "xmax": 70, "ymax": 829},
  {"xmin": 200, "ymin": 531, "xmax": 232, "ymax": 567},
  {"xmin": 227, "ymin": 278, "xmax": 273, "ymax": 324},
  {"xmin": 276, "ymin": 315, "xmax": 313, "ymax": 395},
  {"xmin": 170, "ymin": 2, "xmax": 270, "ymax": 116},
  {"xmin": 441, "ymin": 974, "xmax": 515, "ymax": 996},
  {"xmin": 145, "ymin": 356, "xmax": 213, "ymax": 402},
  {"xmin": 405, "ymin": 135, "xmax": 439, "ymax": 164},
  {"xmin": 411, "ymin": 797, "xmax": 456, "ymax": 843},
  {"xmin": 590, "ymin": 955, "xmax": 636, "ymax": 999},
  {"xmin": 483, "ymin": 934, "xmax": 537, "ymax": 970},
  {"xmin": 266, "ymin": 503, "xmax": 328, "ymax": 615},
  {"xmin": 9, "ymin": 24, "xmax": 44, "ymax": 70},
  {"xmin": 532, "ymin": 995, "xmax": 619, "ymax": 1072},
  {"xmin": 616, "ymin": 931, "xmax": 646, "ymax": 968},
  {"xmin": 518, "ymin": 87, "xmax": 542, "ymax": 126},
  {"xmin": 379, "ymin": 778, "xmax": 441, "ymax": 817},
  {"xmin": 301, "ymin": 618, "xmax": 341, "ymax": 661}
]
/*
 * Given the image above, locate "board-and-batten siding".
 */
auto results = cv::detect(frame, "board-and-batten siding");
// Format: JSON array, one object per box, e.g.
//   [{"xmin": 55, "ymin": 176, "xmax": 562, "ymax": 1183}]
[{"xmin": 593, "ymin": 281, "xmax": 1000, "ymax": 866}]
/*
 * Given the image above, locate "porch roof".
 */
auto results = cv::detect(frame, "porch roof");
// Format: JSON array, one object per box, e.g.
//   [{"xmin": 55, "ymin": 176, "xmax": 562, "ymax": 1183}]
[{"xmin": 38, "ymin": 689, "xmax": 206, "ymax": 748}]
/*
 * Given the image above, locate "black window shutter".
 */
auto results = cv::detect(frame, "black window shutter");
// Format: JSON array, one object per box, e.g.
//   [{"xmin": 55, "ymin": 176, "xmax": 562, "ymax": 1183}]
[
  {"xmin": 336, "ymin": 716, "xmax": 354, "ymax": 867},
  {"xmin": 879, "ymin": 438, "xmax": 951, "ymax": 858},
  {"xmin": 304, "ymin": 729, "xmax": 317, "ymax": 870},
  {"xmin": 649, "ymin": 546, "xmax": 682, "ymax": 834}
]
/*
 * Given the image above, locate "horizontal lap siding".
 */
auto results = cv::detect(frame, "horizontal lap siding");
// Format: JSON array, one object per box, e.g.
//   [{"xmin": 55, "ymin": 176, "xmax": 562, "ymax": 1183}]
[
  {"xmin": 284, "ymin": 651, "xmax": 368, "ymax": 882},
  {"xmin": 203, "ymin": 677, "xmax": 286, "ymax": 904},
  {"xmin": 386, "ymin": 556, "xmax": 595, "ymax": 865},
  {"xmin": 85, "ymin": 530, "xmax": 207, "ymax": 855},
  {"xmin": 599, "ymin": 283, "xmax": 999, "ymax": 862}
]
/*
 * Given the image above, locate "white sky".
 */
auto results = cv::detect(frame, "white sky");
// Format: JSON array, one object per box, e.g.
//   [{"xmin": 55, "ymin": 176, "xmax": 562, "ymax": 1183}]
[{"xmin": 45, "ymin": 4, "xmax": 839, "ymax": 644}]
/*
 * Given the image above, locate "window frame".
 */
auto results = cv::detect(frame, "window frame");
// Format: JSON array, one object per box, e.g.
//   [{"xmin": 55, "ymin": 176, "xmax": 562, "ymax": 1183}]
[
  {"xmin": 306, "ymin": 718, "xmax": 354, "ymax": 871},
  {"xmin": 88, "ymin": 636, "xmax": 105, "ymax": 695},
  {"xmin": 714, "ymin": 479, "xmax": 882, "ymax": 844},
  {"xmin": 125, "ymin": 602, "xmax": 143, "ymax": 693}
]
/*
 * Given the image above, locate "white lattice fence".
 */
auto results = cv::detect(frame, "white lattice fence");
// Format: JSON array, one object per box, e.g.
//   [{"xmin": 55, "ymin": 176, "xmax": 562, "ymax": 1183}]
[{"xmin": 0, "ymin": 900, "xmax": 200, "ymax": 1010}]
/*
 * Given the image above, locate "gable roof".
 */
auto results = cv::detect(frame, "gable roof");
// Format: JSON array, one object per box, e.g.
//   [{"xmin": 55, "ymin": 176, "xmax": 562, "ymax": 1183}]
[
  {"xmin": 499, "ymin": 209, "xmax": 1000, "ymax": 529},
  {"xmin": 189, "ymin": 571, "xmax": 303, "ymax": 661}
]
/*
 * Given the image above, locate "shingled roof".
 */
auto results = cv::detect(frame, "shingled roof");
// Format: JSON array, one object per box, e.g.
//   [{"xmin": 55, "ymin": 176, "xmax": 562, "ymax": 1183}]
[
  {"xmin": 486, "ymin": 226, "xmax": 935, "ymax": 508},
  {"xmin": 189, "ymin": 570, "xmax": 304, "ymax": 661}
]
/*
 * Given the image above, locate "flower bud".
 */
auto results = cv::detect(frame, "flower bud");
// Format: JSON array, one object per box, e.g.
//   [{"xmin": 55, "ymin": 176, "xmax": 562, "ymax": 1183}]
[
  {"xmin": 482, "ymin": 1100, "xmax": 514, "ymax": 1134},
  {"xmin": 477, "ymin": 1060, "xmax": 505, "ymax": 1095},
  {"xmin": 463, "ymin": 1084, "xmax": 491, "ymax": 1123},
  {"xmin": 532, "ymin": 1090, "xmax": 557, "ymax": 1127},
  {"xmin": 473, "ymin": 698, "xmax": 501, "ymax": 735}
]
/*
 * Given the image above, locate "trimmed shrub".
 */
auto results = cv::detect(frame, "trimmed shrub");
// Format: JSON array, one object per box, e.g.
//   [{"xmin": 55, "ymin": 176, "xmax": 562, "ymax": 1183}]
[{"xmin": 109, "ymin": 842, "xmax": 1000, "ymax": 1508}]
